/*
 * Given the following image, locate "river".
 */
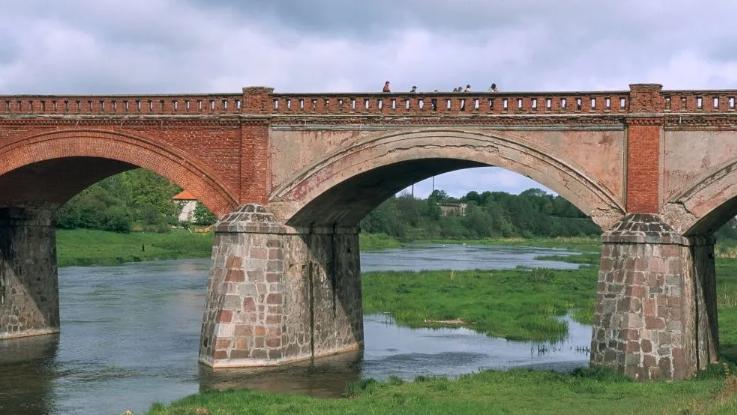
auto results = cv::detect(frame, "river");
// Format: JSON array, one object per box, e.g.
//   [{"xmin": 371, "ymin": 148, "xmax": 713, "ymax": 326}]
[{"xmin": 0, "ymin": 244, "xmax": 591, "ymax": 415}]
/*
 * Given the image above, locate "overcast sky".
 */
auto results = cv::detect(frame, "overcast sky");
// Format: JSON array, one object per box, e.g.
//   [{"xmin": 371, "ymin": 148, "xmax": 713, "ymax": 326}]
[{"xmin": 3, "ymin": 1, "xmax": 736, "ymax": 198}]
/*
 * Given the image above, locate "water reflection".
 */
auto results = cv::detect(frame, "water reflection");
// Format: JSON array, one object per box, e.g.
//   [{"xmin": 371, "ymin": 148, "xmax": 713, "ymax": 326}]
[
  {"xmin": 200, "ymin": 351, "xmax": 364, "ymax": 398},
  {"xmin": 0, "ymin": 335, "xmax": 59, "ymax": 415},
  {"xmin": 200, "ymin": 312, "xmax": 591, "ymax": 399}
]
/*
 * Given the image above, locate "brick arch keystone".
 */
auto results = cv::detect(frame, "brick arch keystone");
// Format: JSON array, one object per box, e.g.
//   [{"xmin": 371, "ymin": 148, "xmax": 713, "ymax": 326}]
[
  {"xmin": 0, "ymin": 129, "xmax": 238, "ymax": 216},
  {"xmin": 270, "ymin": 129, "xmax": 624, "ymax": 230}
]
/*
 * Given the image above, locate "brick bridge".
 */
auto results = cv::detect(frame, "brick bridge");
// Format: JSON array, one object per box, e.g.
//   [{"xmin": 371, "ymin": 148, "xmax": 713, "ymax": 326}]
[{"xmin": 0, "ymin": 84, "xmax": 734, "ymax": 380}]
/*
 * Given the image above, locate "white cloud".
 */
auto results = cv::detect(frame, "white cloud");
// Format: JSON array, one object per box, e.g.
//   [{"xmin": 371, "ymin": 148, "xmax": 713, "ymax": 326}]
[{"xmin": 400, "ymin": 167, "xmax": 550, "ymax": 198}]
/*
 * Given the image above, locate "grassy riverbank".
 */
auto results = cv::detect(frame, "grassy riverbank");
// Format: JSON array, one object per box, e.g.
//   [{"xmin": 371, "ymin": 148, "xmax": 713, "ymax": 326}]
[
  {"xmin": 149, "ymin": 369, "xmax": 737, "ymax": 414},
  {"xmin": 56, "ymin": 229, "xmax": 213, "ymax": 267}
]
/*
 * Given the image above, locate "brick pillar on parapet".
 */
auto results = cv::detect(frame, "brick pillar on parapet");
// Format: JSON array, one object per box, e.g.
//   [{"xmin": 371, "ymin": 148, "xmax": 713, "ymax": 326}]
[
  {"xmin": 0, "ymin": 207, "xmax": 59, "ymax": 339},
  {"xmin": 591, "ymin": 214, "xmax": 719, "ymax": 380},
  {"xmin": 199, "ymin": 204, "xmax": 363, "ymax": 368}
]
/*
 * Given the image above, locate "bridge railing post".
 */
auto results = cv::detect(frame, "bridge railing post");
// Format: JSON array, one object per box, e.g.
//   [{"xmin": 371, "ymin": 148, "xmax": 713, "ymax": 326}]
[{"xmin": 242, "ymin": 87, "xmax": 274, "ymax": 115}]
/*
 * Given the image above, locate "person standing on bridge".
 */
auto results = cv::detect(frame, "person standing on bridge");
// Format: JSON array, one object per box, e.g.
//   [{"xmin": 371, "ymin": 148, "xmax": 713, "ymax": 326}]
[
  {"xmin": 464, "ymin": 84, "xmax": 472, "ymax": 92},
  {"xmin": 383, "ymin": 81, "xmax": 391, "ymax": 93},
  {"xmin": 410, "ymin": 85, "xmax": 417, "ymax": 93},
  {"xmin": 489, "ymin": 83, "xmax": 498, "ymax": 92}
]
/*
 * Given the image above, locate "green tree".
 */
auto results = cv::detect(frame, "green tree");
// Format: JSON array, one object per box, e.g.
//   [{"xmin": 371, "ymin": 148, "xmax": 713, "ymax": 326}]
[{"xmin": 194, "ymin": 202, "xmax": 217, "ymax": 226}]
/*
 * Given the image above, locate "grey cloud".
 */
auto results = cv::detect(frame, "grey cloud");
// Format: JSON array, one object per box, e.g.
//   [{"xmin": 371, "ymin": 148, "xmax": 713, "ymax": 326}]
[
  {"xmin": 4, "ymin": 0, "xmax": 737, "ymax": 193},
  {"xmin": 3, "ymin": 0, "xmax": 737, "ymax": 94}
]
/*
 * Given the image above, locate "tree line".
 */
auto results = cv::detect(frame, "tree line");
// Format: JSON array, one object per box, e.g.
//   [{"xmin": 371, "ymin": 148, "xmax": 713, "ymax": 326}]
[
  {"xmin": 56, "ymin": 169, "xmax": 737, "ymax": 241},
  {"xmin": 360, "ymin": 189, "xmax": 601, "ymax": 240},
  {"xmin": 55, "ymin": 169, "xmax": 215, "ymax": 233}
]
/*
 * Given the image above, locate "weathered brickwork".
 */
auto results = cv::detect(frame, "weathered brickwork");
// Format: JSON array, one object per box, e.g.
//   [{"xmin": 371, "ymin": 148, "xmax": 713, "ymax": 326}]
[
  {"xmin": 0, "ymin": 208, "xmax": 58, "ymax": 339},
  {"xmin": 199, "ymin": 205, "xmax": 362, "ymax": 367},
  {"xmin": 625, "ymin": 120, "xmax": 661, "ymax": 213},
  {"xmin": 591, "ymin": 214, "xmax": 718, "ymax": 380}
]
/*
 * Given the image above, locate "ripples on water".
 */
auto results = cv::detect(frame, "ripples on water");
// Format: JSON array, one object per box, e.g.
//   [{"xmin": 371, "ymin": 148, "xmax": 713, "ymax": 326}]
[{"xmin": 0, "ymin": 245, "xmax": 591, "ymax": 415}]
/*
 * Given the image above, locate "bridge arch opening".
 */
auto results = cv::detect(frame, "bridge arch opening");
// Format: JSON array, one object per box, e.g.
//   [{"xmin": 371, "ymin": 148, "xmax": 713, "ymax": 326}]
[
  {"xmin": 250, "ymin": 157, "xmax": 608, "ymax": 368},
  {"xmin": 274, "ymin": 129, "xmax": 624, "ymax": 231},
  {"xmin": 0, "ymin": 129, "xmax": 238, "ymax": 341}
]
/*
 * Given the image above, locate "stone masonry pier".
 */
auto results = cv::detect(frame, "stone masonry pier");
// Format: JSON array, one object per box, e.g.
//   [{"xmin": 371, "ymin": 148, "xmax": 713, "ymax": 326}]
[
  {"xmin": 199, "ymin": 205, "xmax": 362, "ymax": 367},
  {"xmin": 0, "ymin": 208, "xmax": 59, "ymax": 339},
  {"xmin": 591, "ymin": 214, "xmax": 718, "ymax": 380}
]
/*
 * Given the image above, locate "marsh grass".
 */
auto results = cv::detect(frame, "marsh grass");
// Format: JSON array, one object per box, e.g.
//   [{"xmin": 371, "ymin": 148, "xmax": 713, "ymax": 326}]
[
  {"xmin": 148, "ymin": 369, "xmax": 737, "ymax": 415},
  {"xmin": 362, "ymin": 266, "xmax": 596, "ymax": 341}
]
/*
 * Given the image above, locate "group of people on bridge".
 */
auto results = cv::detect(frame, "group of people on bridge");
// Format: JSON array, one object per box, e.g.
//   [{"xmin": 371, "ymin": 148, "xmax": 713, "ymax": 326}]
[{"xmin": 382, "ymin": 81, "xmax": 498, "ymax": 94}]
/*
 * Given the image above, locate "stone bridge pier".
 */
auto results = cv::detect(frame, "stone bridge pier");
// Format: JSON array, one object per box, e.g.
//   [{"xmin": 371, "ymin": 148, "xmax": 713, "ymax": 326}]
[
  {"xmin": 0, "ymin": 207, "xmax": 59, "ymax": 339},
  {"xmin": 199, "ymin": 205, "xmax": 363, "ymax": 367},
  {"xmin": 591, "ymin": 214, "xmax": 719, "ymax": 380}
]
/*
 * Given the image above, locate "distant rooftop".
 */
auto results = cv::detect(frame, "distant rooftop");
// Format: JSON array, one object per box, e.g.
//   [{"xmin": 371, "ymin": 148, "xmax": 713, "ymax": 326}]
[{"xmin": 172, "ymin": 190, "xmax": 196, "ymax": 200}]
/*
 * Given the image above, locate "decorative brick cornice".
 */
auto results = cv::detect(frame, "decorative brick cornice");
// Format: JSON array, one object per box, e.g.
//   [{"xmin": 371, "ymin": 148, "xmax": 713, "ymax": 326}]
[{"xmin": 625, "ymin": 116, "xmax": 664, "ymax": 126}]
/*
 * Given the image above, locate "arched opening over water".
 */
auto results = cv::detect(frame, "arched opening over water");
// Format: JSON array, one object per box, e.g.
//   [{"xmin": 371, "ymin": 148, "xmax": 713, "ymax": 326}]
[
  {"xmin": 278, "ymin": 155, "xmax": 609, "ymax": 375},
  {"xmin": 277, "ymin": 129, "xmax": 624, "ymax": 231},
  {"xmin": 0, "ymin": 129, "xmax": 231, "ymax": 344},
  {"xmin": 0, "ymin": 155, "xmax": 222, "ymax": 413}
]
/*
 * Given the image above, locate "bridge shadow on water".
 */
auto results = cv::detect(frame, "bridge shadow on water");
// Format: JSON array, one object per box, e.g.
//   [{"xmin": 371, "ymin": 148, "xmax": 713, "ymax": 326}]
[
  {"xmin": 199, "ymin": 351, "xmax": 363, "ymax": 398},
  {"xmin": 0, "ymin": 335, "xmax": 59, "ymax": 415}
]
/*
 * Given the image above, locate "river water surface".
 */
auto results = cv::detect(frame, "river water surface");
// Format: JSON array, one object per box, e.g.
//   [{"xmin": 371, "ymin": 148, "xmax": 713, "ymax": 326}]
[{"xmin": 0, "ymin": 245, "xmax": 592, "ymax": 415}]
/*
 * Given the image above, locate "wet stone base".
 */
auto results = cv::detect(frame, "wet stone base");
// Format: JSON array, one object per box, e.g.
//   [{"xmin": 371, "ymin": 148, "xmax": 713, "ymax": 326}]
[
  {"xmin": 591, "ymin": 214, "xmax": 718, "ymax": 380},
  {"xmin": 200, "ymin": 205, "xmax": 363, "ymax": 367},
  {"xmin": 0, "ymin": 207, "xmax": 60, "ymax": 339}
]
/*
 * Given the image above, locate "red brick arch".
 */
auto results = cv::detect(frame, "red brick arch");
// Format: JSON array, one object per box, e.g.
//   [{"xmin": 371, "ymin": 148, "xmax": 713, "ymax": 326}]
[
  {"xmin": 0, "ymin": 129, "xmax": 238, "ymax": 216},
  {"xmin": 271, "ymin": 129, "xmax": 625, "ymax": 230}
]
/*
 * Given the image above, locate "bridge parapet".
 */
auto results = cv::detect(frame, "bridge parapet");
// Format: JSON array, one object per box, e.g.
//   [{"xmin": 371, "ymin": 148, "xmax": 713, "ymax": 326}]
[
  {"xmin": 2, "ymin": 86, "xmax": 737, "ymax": 117},
  {"xmin": 662, "ymin": 90, "xmax": 737, "ymax": 113},
  {"xmin": 269, "ymin": 90, "xmax": 631, "ymax": 116},
  {"xmin": 0, "ymin": 93, "xmax": 243, "ymax": 115}
]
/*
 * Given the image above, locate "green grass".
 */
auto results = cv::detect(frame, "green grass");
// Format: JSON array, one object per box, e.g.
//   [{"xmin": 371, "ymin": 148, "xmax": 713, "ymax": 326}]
[
  {"xmin": 148, "ymin": 368, "xmax": 737, "ymax": 415},
  {"xmin": 363, "ymin": 266, "xmax": 597, "ymax": 341},
  {"xmin": 716, "ymin": 258, "xmax": 737, "ymax": 362},
  {"xmin": 56, "ymin": 228, "xmax": 214, "ymax": 267}
]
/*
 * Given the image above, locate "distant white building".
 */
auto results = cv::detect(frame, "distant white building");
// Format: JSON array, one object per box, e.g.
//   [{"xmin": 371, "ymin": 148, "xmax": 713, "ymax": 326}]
[
  {"xmin": 438, "ymin": 202, "xmax": 468, "ymax": 217},
  {"xmin": 172, "ymin": 190, "xmax": 197, "ymax": 222}
]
